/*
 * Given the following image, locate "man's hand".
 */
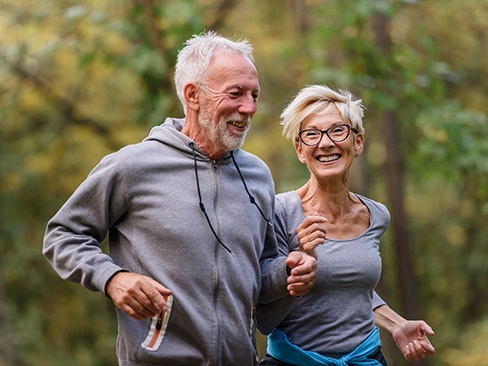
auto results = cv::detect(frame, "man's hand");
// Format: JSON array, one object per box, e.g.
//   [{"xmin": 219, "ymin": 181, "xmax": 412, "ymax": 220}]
[
  {"xmin": 392, "ymin": 320, "xmax": 436, "ymax": 361},
  {"xmin": 106, "ymin": 272, "xmax": 172, "ymax": 320},
  {"xmin": 296, "ymin": 213, "xmax": 327, "ymax": 259},
  {"xmin": 285, "ymin": 251, "xmax": 317, "ymax": 297}
]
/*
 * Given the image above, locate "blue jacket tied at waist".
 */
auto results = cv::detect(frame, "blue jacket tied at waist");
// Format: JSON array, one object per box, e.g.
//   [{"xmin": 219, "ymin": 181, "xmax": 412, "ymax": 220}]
[{"xmin": 267, "ymin": 326, "xmax": 383, "ymax": 366}]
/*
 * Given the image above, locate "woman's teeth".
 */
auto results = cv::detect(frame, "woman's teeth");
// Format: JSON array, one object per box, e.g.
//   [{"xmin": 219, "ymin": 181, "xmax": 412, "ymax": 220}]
[{"xmin": 318, "ymin": 154, "xmax": 340, "ymax": 162}]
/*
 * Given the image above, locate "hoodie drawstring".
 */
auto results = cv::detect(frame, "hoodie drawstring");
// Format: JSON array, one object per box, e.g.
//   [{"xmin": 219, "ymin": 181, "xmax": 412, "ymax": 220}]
[
  {"xmin": 190, "ymin": 143, "xmax": 271, "ymax": 255},
  {"xmin": 190, "ymin": 143, "xmax": 234, "ymax": 255},
  {"xmin": 230, "ymin": 151, "xmax": 272, "ymax": 226}
]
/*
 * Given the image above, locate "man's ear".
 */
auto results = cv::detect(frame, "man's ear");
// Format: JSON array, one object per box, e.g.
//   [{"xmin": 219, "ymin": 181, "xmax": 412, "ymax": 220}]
[{"xmin": 184, "ymin": 83, "xmax": 200, "ymax": 112}]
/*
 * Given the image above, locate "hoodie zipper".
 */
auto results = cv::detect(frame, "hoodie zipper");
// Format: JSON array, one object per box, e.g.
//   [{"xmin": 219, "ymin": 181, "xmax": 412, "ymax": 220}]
[
  {"xmin": 211, "ymin": 160, "xmax": 222, "ymax": 365},
  {"xmin": 147, "ymin": 312, "xmax": 164, "ymax": 349},
  {"xmin": 142, "ymin": 295, "xmax": 173, "ymax": 351}
]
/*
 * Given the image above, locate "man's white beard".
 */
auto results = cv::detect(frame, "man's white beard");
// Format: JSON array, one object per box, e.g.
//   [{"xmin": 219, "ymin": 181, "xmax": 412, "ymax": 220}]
[{"xmin": 200, "ymin": 113, "xmax": 250, "ymax": 151}]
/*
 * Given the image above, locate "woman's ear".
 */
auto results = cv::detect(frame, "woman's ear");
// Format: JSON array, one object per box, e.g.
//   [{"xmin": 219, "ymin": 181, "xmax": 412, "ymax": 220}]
[
  {"xmin": 354, "ymin": 132, "xmax": 365, "ymax": 157},
  {"xmin": 295, "ymin": 140, "xmax": 306, "ymax": 164},
  {"xmin": 184, "ymin": 83, "xmax": 200, "ymax": 112}
]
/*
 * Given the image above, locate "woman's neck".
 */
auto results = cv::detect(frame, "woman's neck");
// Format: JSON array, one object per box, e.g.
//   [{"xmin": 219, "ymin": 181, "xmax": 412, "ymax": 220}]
[
  {"xmin": 297, "ymin": 178, "xmax": 369, "ymax": 239},
  {"xmin": 297, "ymin": 178, "xmax": 356, "ymax": 220}
]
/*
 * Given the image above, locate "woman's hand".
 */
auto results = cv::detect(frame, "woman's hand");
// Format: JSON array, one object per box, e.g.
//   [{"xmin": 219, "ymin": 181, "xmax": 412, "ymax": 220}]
[
  {"xmin": 296, "ymin": 213, "xmax": 327, "ymax": 259},
  {"xmin": 374, "ymin": 304, "xmax": 435, "ymax": 361},
  {"xmin": 392, "ymin": 320, "xmax": 436, "ymax": 361}
]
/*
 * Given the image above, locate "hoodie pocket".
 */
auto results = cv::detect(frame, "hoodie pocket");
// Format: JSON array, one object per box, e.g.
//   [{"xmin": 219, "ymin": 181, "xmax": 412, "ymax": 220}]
[
  {"xmin": 141, "ymin": 294, "xmax": 174, "ymax": 351},
  {"xmin": 249, "ymin": 303, "xmax": 259, "ymax": 362},
  {"xmin": 249, "ymin": 303, "xmax": 255, "ymax": 339}
]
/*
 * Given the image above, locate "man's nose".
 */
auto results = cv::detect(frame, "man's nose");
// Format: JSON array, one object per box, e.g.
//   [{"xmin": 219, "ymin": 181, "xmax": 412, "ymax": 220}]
[{"xmin": 239, "ymin": 94, "xmax": 257, "ymax": 116}]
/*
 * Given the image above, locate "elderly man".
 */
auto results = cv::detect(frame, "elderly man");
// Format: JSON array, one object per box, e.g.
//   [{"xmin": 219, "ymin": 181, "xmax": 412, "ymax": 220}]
[{"xmin": 43, "ymin": 31, "xmax": 317, "ymax": 365}]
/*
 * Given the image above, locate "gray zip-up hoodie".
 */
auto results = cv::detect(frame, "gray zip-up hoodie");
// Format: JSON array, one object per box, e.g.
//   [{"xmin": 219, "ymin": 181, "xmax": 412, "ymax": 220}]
[{"xmin": 43, "ymin": 118, "xmax": 292, "ymax": 365}]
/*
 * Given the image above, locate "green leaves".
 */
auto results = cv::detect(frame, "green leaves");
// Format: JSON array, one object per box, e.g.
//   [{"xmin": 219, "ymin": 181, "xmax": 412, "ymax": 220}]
[
  {"xmin": 415, "ymin": 103, "xmax": 488, "ymax": 181},
  {"xmin": 1, "ymin": 0, "xmax": 488, "ymax": 364}
]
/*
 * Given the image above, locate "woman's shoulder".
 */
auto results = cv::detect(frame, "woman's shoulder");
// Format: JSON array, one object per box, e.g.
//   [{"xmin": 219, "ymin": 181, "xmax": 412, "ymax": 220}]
[
  {"xmin": 355, "ymin": 193, "xmax": 386, "ymax": 209},
  {"xmin": 276, "ymin": 190, "xmax": 302, "ymax": 209},
  {"xmin": 355, "ymin": 193, "xmax": 391, "ymax": 225},
  {"xmin": 275, "ymin": 190, "xmax": 305, "ymax": 220}
]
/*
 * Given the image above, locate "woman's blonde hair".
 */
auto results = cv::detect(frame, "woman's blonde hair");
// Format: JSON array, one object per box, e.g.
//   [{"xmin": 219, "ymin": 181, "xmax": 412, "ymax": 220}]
[{"xmin": 280, "ymin": 85, "xmax": 365, "ymax": 142}]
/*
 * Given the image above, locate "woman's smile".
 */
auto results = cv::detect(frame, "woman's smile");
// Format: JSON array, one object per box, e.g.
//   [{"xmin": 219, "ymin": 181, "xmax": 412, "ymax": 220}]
[{"xmin": 316, "ymin": 153, "xmax": 341, "ymax": 163}]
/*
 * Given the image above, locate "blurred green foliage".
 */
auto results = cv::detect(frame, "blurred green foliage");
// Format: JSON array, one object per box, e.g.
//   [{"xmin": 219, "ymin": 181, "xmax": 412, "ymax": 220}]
[{"xmin": 1, "ymin": 0, "xmax": 488, "ymax": 365}]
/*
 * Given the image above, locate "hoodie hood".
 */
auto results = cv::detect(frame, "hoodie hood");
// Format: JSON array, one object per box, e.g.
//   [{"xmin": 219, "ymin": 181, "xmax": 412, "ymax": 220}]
[{"xmin": 144, "ymin": 117, "xmax": 233, "ymax": 163}]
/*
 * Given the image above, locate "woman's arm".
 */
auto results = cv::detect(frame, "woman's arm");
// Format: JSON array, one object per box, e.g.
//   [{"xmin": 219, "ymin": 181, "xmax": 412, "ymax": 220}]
[{"xmin": 374, "ymin": 304, "xmax": 436, "ymax": 361}]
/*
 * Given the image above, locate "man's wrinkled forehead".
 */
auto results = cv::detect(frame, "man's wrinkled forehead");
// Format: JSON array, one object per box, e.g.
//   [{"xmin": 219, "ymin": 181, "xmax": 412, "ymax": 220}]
[{"xmin": 205, "ymin": 53, "xmax": 259, "ymax": 87}]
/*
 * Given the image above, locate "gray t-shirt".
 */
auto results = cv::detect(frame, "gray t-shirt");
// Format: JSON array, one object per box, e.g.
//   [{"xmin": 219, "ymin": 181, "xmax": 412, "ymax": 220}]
[{"xmin": 273, "ymin": 191, "xmax": 390, "ymax": 355}]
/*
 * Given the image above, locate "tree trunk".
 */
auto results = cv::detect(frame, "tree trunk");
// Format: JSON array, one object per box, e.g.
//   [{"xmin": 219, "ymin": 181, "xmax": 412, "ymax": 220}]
[
  {"xmin": 382, "ymin": 109, "xmax": 420, "ymax": 320},
  {"xmin": 373, "ymin": 11, "xmax": 428, "ymax": 366},
  {"xmin": 0, "ymin": 270, "xmax": 13, "ymax": 366}
]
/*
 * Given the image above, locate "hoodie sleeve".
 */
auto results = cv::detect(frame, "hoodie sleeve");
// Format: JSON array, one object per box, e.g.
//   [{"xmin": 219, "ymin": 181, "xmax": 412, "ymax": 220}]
[
  {"xmin": 256, "ymin": 193, "xmax": 300, "ymax": 334},
  {"xmin": 256, "ymin": 186, "xmax": 291, "ymax": 301},
  {"xmin": 43, "ymin": 152, "xmax": 128, "ymax": 294}
]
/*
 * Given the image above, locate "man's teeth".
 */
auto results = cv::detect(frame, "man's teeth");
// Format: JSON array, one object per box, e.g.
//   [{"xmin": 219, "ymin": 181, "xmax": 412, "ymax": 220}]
[
  {"xmin": 318, "ymin": 154, "xmax": 340, "ymax": 162},
  {"xmin": 230, "ymin": 120, "xmax": 246, "ymax": 128}
]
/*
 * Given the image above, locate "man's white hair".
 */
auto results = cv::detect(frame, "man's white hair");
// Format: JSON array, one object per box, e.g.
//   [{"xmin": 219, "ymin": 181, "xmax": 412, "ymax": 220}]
[{"xmin": 174, "ymin": 30, "xmax": 254, "ymax": 113}]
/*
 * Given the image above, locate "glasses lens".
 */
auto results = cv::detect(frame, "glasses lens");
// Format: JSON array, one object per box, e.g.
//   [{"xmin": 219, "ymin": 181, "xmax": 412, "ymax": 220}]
[
  {"xmin": 328, "ymin": 125, "xmax": 349, "ymax": 142},
  {"xmin": 299, "ymin": 125, "xmax": 352, "ymax": 145},
  {"xmin": 300, "ymin": 130, "xmax": 322, "ymax": 145}
]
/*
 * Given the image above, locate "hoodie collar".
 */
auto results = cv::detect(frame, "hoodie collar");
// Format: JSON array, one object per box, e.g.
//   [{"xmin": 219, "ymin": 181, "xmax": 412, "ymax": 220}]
[{"xmin": 144, "ymin": 117, "xmax": 233, "ymax": 163}]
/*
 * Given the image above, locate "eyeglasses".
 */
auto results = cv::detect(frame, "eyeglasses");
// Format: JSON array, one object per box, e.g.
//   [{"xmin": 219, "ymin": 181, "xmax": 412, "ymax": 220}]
[{"xmin": 298, "ymin": 124, "xmax": 359, "ymax": 146}]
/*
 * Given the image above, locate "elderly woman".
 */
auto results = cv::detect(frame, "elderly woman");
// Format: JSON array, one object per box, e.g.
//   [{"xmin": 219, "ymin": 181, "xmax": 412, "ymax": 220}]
[{"xmin": 257, "ymin": 85, "xmax": 435, "ymax": 365}]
